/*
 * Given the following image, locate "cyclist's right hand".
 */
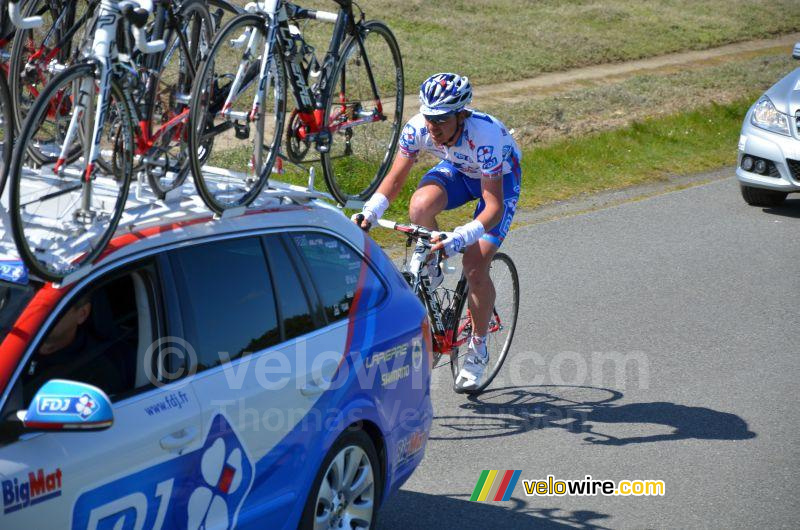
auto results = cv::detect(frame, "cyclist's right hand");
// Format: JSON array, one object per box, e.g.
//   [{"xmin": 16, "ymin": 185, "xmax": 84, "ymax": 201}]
[
  {"xmin": 352, "ymin": 212, "xmax": 375, "ymax": 231},
  {"xmin": 353, "ymin": 192, "xmax": 389, "ymax": 231}
]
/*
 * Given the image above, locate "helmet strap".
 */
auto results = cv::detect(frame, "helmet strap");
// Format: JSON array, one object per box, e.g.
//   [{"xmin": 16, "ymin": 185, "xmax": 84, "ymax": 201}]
[{"xmin": 444, "ymin": 113, "xmax": 465, "ymax": 147}]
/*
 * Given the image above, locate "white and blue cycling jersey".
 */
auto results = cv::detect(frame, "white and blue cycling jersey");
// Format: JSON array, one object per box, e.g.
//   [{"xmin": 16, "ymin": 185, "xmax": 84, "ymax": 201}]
[{"xmin": 398, "ymin": 110, "xmax": 522, "ymax": 180}]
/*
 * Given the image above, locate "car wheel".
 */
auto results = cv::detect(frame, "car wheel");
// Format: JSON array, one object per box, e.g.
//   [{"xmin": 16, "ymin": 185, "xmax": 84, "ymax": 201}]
[
  {"xmin": 300, "ymin": 429, "xmax": 382, "ymax": 530},
  {"xmin": 740, "ymin": 185, "xmax": 788, "ymax": 207}
]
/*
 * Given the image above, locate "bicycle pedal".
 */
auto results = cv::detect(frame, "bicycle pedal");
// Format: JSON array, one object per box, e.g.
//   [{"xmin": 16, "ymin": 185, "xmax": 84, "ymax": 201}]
[
  {"xmin": 234, "ymin": 122, "xmax": 250, "ymax": 139},
  {"xmin": 314, "ymin": 131, "xmax": 331, "ymax": 153}
]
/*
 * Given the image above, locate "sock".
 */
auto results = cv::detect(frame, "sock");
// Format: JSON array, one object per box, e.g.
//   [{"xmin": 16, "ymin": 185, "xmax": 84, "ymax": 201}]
[{"xmin": 471, "ymin": 335, "xmax": 487, "ymax": 359}]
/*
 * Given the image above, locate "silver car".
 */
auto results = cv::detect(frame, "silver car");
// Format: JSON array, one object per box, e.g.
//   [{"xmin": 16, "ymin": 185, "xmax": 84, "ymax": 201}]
[{"xmin": 736, "ymin": 43, "xmax": 800, "ymax": 206}]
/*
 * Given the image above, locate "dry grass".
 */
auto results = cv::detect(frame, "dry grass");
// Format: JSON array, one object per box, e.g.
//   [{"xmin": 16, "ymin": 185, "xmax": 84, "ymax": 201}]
[
  {"xmin": 481, "ymin": 52, "xmax": 796, "ymax": 148},
  {"xmin": 252, "ymin": 0, "xmax": 800, "ymax": 91}
]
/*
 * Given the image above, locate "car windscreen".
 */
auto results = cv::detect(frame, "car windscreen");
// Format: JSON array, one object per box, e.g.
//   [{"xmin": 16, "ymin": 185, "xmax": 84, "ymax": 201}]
[{"xmin": 0, "ymin": 281, "xmax": 37, "ymax": 344}]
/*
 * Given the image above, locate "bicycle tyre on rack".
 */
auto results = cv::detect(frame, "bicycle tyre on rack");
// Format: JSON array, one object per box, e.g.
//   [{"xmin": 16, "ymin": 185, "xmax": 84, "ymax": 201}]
[
  {"xmin": 321, "ymin": 20, "xmax": 403, "ymax": 205},
  {"xmin": 0, "ymin": 74, "xmax": 12, "ymax": 196},
  {"xmin": 8, "ymin": 0, "xmax": 87, "ymax": 142},
  {"xmin": 145, "ymin": 0, "xmax": 213, "ymax": 199},
  {"xmin": 449, "ymin": 252, "xmax": 519, "ymax": 394},
  {"xmin": 188, "ymin": 12, "xmax": 286, "ymax": 214},
  {"xmin": 9, "ymin": 62, "xmax": 133, "ymax": 282}
]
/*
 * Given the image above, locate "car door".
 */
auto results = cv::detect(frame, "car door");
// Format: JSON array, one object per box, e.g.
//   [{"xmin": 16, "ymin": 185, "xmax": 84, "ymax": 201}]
[
  {"xmin": 163, "ymin": 232, "xmax": 388, "ymax": 526},
  {"xmin": 0, "ymin": 260, "xmax": 204, "ymax": 530}
]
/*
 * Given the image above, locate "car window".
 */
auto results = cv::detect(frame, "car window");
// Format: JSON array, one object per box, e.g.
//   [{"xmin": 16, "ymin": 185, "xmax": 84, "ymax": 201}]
[
  {"xmin": 289, "ymin": 232, "xmax": 386, "ymax": 323},
  {"xmin": 169, "ymin": 237, "xmax": 279, "ymax": 372},
  {"xmin": 5, "ymin": 264, "xmax": 157, "ymax": 415},
  {"xmin": 264, "ymin": 235, "xmax": 318, "ymax": 341},
  {"xmin": 0, "ymin": 281, "xmax": 38, "ymax": 345}
]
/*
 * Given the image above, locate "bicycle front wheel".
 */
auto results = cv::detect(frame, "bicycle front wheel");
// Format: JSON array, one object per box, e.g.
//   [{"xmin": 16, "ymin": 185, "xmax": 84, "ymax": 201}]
[
  {"xmin": 189, "ymin": 13, "xmax": 286, "ymax": 214},
  {"xmin": 321, "ymin": 20, "xmax": 403, "ymax": 205},
  {"xmin": 449, "ymin": 252, "xmax": 519, "ymax": 394},
  {"xmin": 146, "ymin": 0, "xmax": 214, "ymax": 198},
  {"xmin": 9, "ymin": 0, "xmax": 89, "ymax": 144},
  {"xmin": 9, "ymin": 63, "xmax": 133, "ymax": 282},
  {"xmin": 0, "ymin": 75, "xmax": 12, "ymax": 196}
]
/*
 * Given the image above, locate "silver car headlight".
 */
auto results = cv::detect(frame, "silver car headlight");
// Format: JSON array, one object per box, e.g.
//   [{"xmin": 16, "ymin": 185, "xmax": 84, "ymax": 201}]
[{"xmin": 751, "ymin": 97, "xmax": 791, "ymax": 136}]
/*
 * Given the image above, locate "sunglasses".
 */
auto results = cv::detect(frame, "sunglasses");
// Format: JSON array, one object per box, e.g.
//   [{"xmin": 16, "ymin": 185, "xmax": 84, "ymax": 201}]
[{"xmin": 423, "ymin": 113, "xmax": 456, "ymax": 124}]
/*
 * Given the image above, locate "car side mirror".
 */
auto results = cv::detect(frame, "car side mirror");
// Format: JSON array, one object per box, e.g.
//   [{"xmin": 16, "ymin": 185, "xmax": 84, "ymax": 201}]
[
  {"xmin": 18, "ymin": 379, "xmax": 113, "ymax": 431},
  {"xmin": 793, "ymin": 42, "xmax": 800, "ymax": 60}
]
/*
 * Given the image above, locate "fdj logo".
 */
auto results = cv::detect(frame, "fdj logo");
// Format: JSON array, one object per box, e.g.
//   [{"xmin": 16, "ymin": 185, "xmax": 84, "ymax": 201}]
[
  {"xmin": 476, "ymin": 145, "xmax": 494, "ymax": 163},
  {"xmin": 476, "ymin": 145, "xmax": 497, "ymax": 169},
  {"xmin": 2, "ymin": 468, "xmax": 63, "ymax": 514},
  {"xmin": 38, "ymin": 394, "xmax": 98, "ymax": 420},
  {"xmin": 402, "ymin": 124, "xmax": 416, "ymax": 144},
  {"xmin": 73, "ymin": 415, "xmax": 254, "ymax": 530}
]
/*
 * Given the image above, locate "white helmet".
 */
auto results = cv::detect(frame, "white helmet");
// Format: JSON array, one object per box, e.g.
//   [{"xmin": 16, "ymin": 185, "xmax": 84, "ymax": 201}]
[{"xmin": 419, "ymin": 73, "xmax": 472, "ymax": 116}]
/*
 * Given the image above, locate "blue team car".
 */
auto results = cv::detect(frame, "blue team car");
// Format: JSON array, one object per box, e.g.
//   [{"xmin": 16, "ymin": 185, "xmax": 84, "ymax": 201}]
[{"xmin": 0, "ymin": 190, "xmax": 432, "ymax": 529}]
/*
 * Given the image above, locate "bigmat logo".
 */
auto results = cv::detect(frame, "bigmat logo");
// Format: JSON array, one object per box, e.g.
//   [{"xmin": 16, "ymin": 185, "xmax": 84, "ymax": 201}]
[
  {"xmin": 2, "ymin": 468, "xmax": 63, "ymax": 514},
  {"xmin": 470, "ymin": 470, "xmax": 521, "ymax": 502}
]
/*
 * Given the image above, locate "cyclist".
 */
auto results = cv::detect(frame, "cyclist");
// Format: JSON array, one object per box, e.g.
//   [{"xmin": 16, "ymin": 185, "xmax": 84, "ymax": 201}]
[{"xmin": 354, "ymin": 72, "xmax": 522, "ymax": 390}]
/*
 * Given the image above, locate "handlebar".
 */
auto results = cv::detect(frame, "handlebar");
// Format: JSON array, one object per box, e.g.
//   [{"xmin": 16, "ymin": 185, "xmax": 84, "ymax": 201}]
[
  {"xmin": 8, "ymin": 1, "xmax": 43, "ymax": 29},
  {"xmin": 120, "ymin": 1, "xmax": 166, "ymax": 54},
  {"xmin": 285, "ymin": 2, "xmax": 338, "ymax": 23},
  {"xmin": 355, "ymin": 214, "xmax": 447, "ymax": 244}
]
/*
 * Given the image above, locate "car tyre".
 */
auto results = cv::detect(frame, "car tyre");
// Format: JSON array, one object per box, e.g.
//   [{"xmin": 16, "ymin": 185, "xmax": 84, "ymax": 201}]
[
  {"xmin": 740, "ymin": 185, "xmax": 788, "ymax": 207},
  {"xmin": 300, "ymin": 428, "xmax": 382, "ymax": 530}
]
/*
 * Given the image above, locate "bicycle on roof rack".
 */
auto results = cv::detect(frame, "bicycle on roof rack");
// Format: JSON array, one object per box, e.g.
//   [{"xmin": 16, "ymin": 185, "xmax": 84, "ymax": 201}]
[
  {"xmin": 187, "ymin": 0, "xmax": 404, "ymax": 213},
  {"xmin": 368, "ymin": 217, "xmax": 520, "ymax": 395},
  {"xmin": 5, "ymin": 0, "xmax": 226, "ymax": 282}
]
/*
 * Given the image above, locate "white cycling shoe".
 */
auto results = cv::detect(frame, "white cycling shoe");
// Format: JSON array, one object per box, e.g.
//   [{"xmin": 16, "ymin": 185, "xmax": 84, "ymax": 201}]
[{"xmin": 456, "ymin": 337, "xmax": 488, "ymax": 390}]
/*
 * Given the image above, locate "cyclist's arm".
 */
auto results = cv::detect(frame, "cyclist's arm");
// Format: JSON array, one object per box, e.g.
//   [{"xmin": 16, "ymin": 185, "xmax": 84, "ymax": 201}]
[
  {"xmin": 375, "ymin": 153, "xmax": 416, "ymax": 202},
  {"xmin": 476, "ymin": 176, "xmax": 504, "ymax": 231}
]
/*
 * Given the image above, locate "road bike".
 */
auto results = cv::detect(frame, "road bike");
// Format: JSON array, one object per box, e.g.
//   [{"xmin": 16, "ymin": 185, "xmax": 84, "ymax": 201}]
[
  {"xmin": 188, "ymin": 0, "xmax": 403, "ymax": 213},
  {"xmin": 370, "ymin": 217, "xmax": 520, "ymax": 394},
  {"xmin": 7, "ymin": 0, "xmax": 217, "ymax": 281}
]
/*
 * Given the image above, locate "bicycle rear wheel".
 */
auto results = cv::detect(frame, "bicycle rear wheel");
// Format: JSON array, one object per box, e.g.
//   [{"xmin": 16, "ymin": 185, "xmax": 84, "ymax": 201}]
[
  {"xmin": 188, "ymin": 13, "xmax": 285, "ymax": 214},
  {"xmin": 8, "ymin": 63, "xmax": 133, "ymax": 282},
  {"xmin": 145, "ymin": 0, "xmax": 213, "ymax": 198},
  {"xmin": 449, "ymin": 252, "xmax": 519, "ymax": 394},
  {"xmin": 0, "ymin": 75, "xmax": 12, "ymax": 196},
  {"xmin": 9, "ymin": 0, "xmax": 90, "ymax": 146},
  {"xmin": 321, "ymin": 20, "xmax": 403, "ymax": 205}
]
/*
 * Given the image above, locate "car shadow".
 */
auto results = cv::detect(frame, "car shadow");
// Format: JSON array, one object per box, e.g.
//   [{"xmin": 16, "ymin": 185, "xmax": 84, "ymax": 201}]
[
  {"xmin": 762, "ymin": 196, "xmax": 800, "ymax": 218},
  {"xmin": 430, "ymin": 385, "xmax": 756, "ymax": 445},
  {"xmin": 379, "ymin": 490, "xmax": 612, "ymax": 529}
]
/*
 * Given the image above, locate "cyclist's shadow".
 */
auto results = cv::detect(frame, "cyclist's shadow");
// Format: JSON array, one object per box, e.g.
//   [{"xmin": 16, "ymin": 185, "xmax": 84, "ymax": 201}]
[{"xmin": 432, "ymin": 385, "xmax": 756, "ymax": 445}]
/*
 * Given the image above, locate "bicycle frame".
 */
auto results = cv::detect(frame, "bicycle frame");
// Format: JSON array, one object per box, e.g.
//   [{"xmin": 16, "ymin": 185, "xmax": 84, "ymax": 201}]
[
  {"xmin": 130, "ymin": 2, "xmax": 198, "ymax": 161},
  {"xmin": 53, "ymin": 0, "xmax": 198, "ymax": 184},
  {"xmin": 219, "ymin": 0, "xmax": 385, "ymax": 153},
  {"xmin": 403, "ymin": 241, "xmax": 470, "ymax": 356},
  {"xmin": 19, "ymin": 0, "xmax": 97, "ymax": 99}
]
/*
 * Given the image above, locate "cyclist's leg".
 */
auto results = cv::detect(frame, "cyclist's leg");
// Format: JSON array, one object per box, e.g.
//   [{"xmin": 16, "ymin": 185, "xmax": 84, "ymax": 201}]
[
  {"xmin": 462, "ymin": 169, "xmax": 521, "ymax": 335},
  {"xmin": 409, "ymin": 160, "xmax": 473, "ymax": 230}
]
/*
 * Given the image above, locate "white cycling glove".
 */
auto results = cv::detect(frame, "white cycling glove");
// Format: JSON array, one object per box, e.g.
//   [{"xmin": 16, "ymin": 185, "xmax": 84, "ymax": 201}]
[
  {"xmin": 352, "ymin": 192, "xmax": 389, "ymax": 228},
  {"xmin": 437, "ymin": 219, "xmax": 485, "ymax": 256}
]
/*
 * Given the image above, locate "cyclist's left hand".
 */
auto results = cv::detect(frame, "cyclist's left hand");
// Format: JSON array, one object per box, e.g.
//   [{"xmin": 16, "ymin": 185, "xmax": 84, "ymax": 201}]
[{"xmin": 431, "ymin": 231, "xmax": 466, "ymax": 257}]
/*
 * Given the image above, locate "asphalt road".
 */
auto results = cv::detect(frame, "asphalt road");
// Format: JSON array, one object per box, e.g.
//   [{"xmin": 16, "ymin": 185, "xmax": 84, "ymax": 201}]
[{"xmin": 380, "ymin": 175, "xmax": 800, "ymax": 529}]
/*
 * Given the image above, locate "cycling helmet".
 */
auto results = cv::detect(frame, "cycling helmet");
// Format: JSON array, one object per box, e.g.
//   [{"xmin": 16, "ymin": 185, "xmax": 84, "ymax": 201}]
[{"xmin": 419, "ymin": 73, "xmax": 472, "ymax": 116}]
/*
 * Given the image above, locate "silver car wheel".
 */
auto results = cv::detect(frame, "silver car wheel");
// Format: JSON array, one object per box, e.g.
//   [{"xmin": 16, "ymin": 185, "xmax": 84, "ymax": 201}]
[{"xmin": 313, "ymin": 444, "xmax": 376, "ymax": 530}]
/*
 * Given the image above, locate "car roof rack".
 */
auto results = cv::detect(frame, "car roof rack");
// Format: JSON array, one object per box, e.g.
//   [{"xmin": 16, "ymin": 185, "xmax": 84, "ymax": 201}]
[{"xmin": 0, "ymin": 162, "xmax": 364, "ymax": 286}]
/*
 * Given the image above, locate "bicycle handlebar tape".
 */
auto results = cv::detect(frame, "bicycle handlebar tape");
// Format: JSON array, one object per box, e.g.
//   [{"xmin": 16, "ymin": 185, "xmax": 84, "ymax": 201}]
[
  {"xmin": 122, "ymin": 5, "xmax": 150, "ymax": 28},
  {"xmin": 8, "ymin": 1, "xmax": 43, "ymax": 29}
]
